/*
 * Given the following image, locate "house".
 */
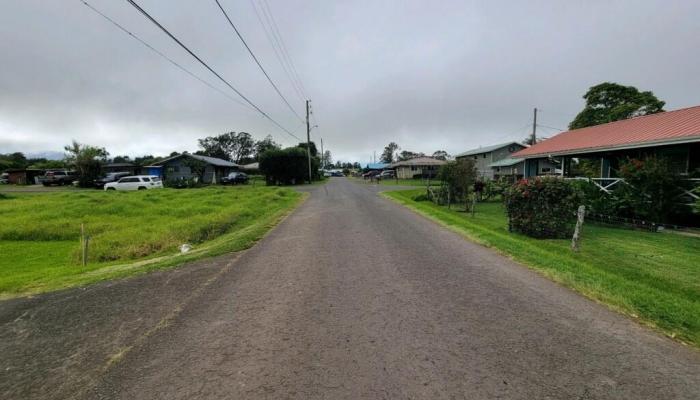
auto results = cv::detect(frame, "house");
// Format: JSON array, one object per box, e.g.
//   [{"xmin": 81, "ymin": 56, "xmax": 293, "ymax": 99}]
[
  {"xmin": 390, "ymin": 157, "xmax": 446, "ymax": 179},
  {"xmin": 488, "ymin": 158, "xmax": 525, "ymax": 181},
  {"xmin": 5, "ymin": 169, "xmax": 45, "ymax": 185},
  {"xmin": 455, "ymin": 142, "xmax": 528, "ymax": 179},
  {"xmin": 364, "ymin": 162, "xmax": 389, "ymax": 171},
  {"xmin": 102, "ymin": 162, "xmax": 139, "ymax": 175},
  {"xmin": 148, "ymin": 153, "xmax": 238, "ymax": 184},
  {"xmin": 239, "ymin": 162, "xmax": 259, "ymax": 174},
  {"xmin": 513, "ymin": 105, "xmax": 700, "ymax": 179}
]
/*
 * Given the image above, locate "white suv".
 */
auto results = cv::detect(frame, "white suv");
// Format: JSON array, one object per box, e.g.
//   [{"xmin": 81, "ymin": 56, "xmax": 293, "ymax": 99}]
[{"xmin": 104, "ymin": 175, "xmax": 163, "ymax": 191}]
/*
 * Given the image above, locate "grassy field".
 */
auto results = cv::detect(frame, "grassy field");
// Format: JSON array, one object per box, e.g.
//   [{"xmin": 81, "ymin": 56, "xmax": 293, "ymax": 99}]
[
  {"xmin": 384, "ymin": 189, "xmax": 700, "ymax": 347},
  {"xmin": 0, "ymin": 186, "xmax": 304, "ymax": 298}
]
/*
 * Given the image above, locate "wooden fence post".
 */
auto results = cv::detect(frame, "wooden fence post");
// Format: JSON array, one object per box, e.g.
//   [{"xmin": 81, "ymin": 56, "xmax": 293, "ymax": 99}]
[{"xmin": 571, "ymin": 205, "xmax": 585, "ymax": 252}]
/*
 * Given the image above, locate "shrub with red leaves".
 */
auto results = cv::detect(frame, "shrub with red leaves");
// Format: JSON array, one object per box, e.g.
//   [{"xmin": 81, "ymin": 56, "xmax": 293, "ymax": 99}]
[{"xmin": 504, "ymin": 177, "xmax": 582, "ymax": 239}]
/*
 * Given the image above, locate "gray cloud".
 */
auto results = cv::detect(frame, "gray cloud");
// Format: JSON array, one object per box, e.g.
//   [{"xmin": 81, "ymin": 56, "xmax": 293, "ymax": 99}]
[{"xmin": 2, "ymin": 0, "xmax": 699, "ymax": 163}]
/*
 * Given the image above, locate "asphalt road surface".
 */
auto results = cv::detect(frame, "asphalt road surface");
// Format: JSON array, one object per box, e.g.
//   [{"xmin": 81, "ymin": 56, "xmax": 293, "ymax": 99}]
[{"xmin": 2, "ymin": 178, "xmax": 699, "ymax": 399}]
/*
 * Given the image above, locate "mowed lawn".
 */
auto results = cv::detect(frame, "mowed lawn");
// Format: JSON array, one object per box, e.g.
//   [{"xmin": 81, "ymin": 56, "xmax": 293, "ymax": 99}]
[
  {"xmin": 385, "ymin": 189, "xmax": 700, "ymax": 347},
  {"xmin": 0, "ymin": 186, "xmax": 303, "ymax": 297}
]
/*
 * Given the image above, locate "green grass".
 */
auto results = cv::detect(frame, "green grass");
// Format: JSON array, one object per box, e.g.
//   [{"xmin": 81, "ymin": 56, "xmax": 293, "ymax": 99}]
[
  {"xmin": 0, "ymin": 186, "xmax": 304, "ymax": 298},
  {"xmin": 384, "ymin": 189, "xmax": 700, "ymax": 347}
]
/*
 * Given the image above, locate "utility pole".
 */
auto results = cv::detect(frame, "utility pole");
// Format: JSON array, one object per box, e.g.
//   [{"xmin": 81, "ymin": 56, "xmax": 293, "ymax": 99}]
[
  {"xmin": 306, "ymin": 99, "xmax": 312, "ymax": 184},
  {"xmin": 531, "ymin": 107, "xmax": 538, "ymax": 145},
  {"xmin": 320, "ymin": 137, "xmax": 324, "ymax": 170}
]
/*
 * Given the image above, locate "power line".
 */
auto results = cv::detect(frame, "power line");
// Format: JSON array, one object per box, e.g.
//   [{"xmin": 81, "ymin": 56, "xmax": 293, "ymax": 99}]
[
  {"xmin": 259, "ymin": 0, "xmax": 309, "ymax": 97},
  {"xmin": 250, "ymin": 0, "xmax": 306, "ymax": 101},
  {"xmin": 537, "ymin": 123, "xmax": 566, "ymax": 131},
  {"xmin": 213, "ymin": 0, "xmax": 304, "ymax": 123},
  {"xmin": 78, "ymin": 0, "xmax": 255, "ymax": 113},
  {"xmin": 124, "ymin": 0, "xmax": 302, "ymax": 142}
]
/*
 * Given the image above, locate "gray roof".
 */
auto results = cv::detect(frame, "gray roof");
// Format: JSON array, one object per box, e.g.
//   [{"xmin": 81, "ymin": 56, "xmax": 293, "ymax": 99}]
[
  {"xmin": 154, "ymin": 153, "xmax": 238, "ymax": 167},
  {"xmin": 240, "ymin": 162, "xmax": 259, "ymax": 170},
  {"xmin": 455, "ymin": 141, "xmax": 525, "ymax": 157},
  {"xmin": 390, "ymin": 157, "xmax": 447, "ymax": 168},
  {"xmin": 488, "ymin": 157, "xmax": 524, "ymax": 168}
]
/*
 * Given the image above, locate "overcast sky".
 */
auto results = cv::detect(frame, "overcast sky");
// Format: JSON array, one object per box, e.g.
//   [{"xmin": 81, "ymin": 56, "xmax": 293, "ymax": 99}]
[{"xmin": 1, "ymin": 0, "xmax": 699, "ymax": 163}]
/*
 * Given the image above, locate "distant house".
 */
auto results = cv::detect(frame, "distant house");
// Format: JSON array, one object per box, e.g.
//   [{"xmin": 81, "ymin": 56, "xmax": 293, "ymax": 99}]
[
  {"xmin": 455, "ymin": 142, "xmax": 527, "ymax": 179},
  {"xmin": 488, "ymin": 157, "xmax": 525, "ymax": 181},
  {"xmin": 390, "ymin": 157, "xmax": 446, "ymax": 179},
  {"xmin": 239, "ymin": 162, "xmax": 259, "ymax": 174},
  {"xmin": 5, "ymin": 169, "xmax": 45, "ymax": 185},
  {"xmin": 101, "ymin": 162, "xmax": 138, "ymax": 175},
  {"xmin": 364, "ymin": 162, "xmax": 389, "ymax": 170},
  {"xmin": 513, "ymin": 105, "xmax": 700, "ymax": 179},
  {"xmin": 148, "ymin": 153, "xmax": 238, "ymax": 184}
]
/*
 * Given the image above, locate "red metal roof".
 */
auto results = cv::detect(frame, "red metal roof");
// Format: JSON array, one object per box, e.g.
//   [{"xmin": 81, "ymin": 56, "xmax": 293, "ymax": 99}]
[{"xmin": 513, "ymin": 105, "xmax": 700, "ymax": 158}]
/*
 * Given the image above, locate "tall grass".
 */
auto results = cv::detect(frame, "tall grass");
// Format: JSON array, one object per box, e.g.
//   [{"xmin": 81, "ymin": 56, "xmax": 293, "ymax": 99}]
[{"xmin": 0, "ymin": 187, "xmax": 302, "ymax": 296}]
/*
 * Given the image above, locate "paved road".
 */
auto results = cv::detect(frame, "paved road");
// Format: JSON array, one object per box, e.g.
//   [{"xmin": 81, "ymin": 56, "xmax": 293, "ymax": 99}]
[{"xmin": 2, "ymin": 178, "xmax": 699, "ymax": 399}]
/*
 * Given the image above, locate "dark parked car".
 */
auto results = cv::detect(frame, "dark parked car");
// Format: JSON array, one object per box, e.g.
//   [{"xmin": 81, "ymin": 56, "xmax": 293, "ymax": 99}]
[
  {"xmin": 42, "ymin": 170, "xmax": 77, "ymax": 186},
  {"xmin": 94, "ymin": 172, "xmax": 131, "ymax": 188},
  {"xmin": 362, "ymin": 170, "xmax": 381, "ymax": 179},
  {"xmin": 331, "ymin": 171, "xmax": 344, "ymax": 177},
  {"xmin": 221, "ymin": 172, "xmax": 249, "ymax": 185}
]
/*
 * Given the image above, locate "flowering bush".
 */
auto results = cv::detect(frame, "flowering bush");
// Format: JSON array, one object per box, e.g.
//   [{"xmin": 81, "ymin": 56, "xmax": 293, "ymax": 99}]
[{"xmin": 504, "ymin": 177, "xmax": 582, "ymax": 238}]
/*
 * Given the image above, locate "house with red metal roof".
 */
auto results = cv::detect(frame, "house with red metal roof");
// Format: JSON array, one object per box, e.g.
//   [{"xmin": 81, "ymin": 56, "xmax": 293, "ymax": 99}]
[{"xmin": 513, "ymin": 105, "xmax": 700, "ymax": 178}]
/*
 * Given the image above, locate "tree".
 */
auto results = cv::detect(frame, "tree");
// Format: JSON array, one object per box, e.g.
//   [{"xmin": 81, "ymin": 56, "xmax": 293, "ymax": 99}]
[
  {"xmin": 254, "ymin": 135, "xmax": 281, "ymax": 160},
  {"xmin": 569, "ymin": 82, "xmax": 665, "ymax": 130},
  {"xmin": 112, "ymin": 155, "xmax": 131, "ymax": 163},
  {"xmin": 198, "ymin": 132, "xmax": 255, "ymax": 163},
  {"xmin": 380, "ymin": 142, "xmax": 399, "ymax": 164},
  {"xmin": 259, "ymin": 147, "xmax": 320, "ymax": 185},
  {"xmin": 182, "ymin": 157, "xmax": 208, "ymax": 183},
  {"xmin": 398, "ymin": 150, "xmax": 424, "ymax": 161},
  {"xmin": 63, "ymin": 140, "xmax": 108, "ymax": 187},
  {"xmin": 297, "ymin": 142, "xmax": 318, "ymax": 157},
  {"xmin": 0, "ymin": 152, "xmax": 28, "ymax": 171},
  {"xmin": 437, "ymin": 158, "xmax": 477, "ymax": 210},
  {"xmin": 322, "ymin": 150, "xmax": 332, "ymax": 169},
  {"xmin": 432, "ymin": 150, "xmax": 450, "ymax": 161}
]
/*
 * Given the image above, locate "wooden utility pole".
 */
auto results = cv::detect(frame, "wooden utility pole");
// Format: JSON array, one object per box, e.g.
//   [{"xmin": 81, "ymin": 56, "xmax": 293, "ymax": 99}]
[
  {"xmin": 306, "ymin": 99, "xmax": 312, "ymax": 184},
  {"xmin": 531, "ymin": 107, "xmax": 538, "ymax": 145},
  {"xmin": 320, "ymin": 137, "xmax": 324, "ymax": 170}
]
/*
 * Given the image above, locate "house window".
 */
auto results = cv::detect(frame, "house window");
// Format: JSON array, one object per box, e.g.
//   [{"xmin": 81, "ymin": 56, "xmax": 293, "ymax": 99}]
[
  {"xmin": 474, "ymin": 156, "xmax": 477, "ymax": 160},
  {"xmin": 483, "ymin": 154, "xmax": 487, "ymax": 159}
]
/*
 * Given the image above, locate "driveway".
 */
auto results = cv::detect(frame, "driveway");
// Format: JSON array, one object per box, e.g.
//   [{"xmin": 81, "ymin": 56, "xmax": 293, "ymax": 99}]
[{"xmin": 1, "ymin": 178, "xmax": 699, "ymax": 399}]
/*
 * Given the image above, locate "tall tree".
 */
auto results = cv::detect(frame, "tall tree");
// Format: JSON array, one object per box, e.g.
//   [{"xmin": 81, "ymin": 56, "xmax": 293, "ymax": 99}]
[
  {"xmin": 380, "ymin": 142, "xmax": 399, "ymax": 164},
  {"xmin": 63, "ymin": 140, "xmax": 108, "ymax": 187},
  {"xmin": 569, "ymin": 82, "xmax": 665, "ymax": 130},
  {"xmin": 198, "ymin": 132, "xmax": 255, "ymax": 163},
  {"xmin": 398, "ymin": 150, "xmax": 424, "ymax": 161},
  {"xmin": 254, "ymin": 135, "xmax": 281, "ymax": 160},
  {"xmin": 322, "ymin": 150, "xmax": 332, "ymax": 168},
  {"xmin": 298, "ymin": 142, "xmax": 318, "ymax": 157},
  {"xmin": 432, "ymin": 150, "xmax": 450, "ymax": 161}
]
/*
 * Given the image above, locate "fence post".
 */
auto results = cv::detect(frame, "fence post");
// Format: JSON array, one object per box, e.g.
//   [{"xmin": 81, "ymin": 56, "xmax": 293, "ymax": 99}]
[{"xmin": 571, "ymin": 205, "xmax": 586, "ymax": 252}]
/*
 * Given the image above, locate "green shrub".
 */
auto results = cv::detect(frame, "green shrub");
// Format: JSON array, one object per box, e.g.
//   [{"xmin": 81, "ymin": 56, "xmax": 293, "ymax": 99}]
[
  {"xmin": 504, "ymin": 177, "xmax": 581, "ymax": 238},
  {"xmin": 259, "ymin": 147, "xmax": 320, "ymax": 185}
]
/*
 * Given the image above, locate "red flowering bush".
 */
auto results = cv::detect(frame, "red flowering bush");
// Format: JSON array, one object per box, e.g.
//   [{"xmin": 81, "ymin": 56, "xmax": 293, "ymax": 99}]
[{"xmin": 504, "ymin": 177, "xmax": 582, "ymax": 238}]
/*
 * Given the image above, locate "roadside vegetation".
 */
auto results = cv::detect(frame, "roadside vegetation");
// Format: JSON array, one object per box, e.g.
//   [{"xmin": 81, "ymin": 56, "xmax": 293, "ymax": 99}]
[
  {"xmin": 385, "ymin": 189, "xmax": 700, "ymax": 347},
  {"xmin": 0, "ymin": 186, "xmax": 303, "ymax": 298}
]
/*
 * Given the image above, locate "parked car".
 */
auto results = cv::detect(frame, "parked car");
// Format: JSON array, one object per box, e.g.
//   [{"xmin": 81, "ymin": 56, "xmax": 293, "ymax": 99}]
[
  {"xmin": 379, "ymin": 170, "xmax": 395, "ymax": 179},
  {"xmin": 221, "ymin": 172, "xmax": 249, "ymax": 185},
  {"xmin": 42, "ymin": 170, "xmax": 77, "ymax": 186},
  {"xmin": 331, "ymin": 171, "xmax": 344, "ymax": 177},
  {"xmin": 362, "ymin": 170, "xmax": 381, "ymax": 179},
  {"xmin": 94, "ymin": 172, "xmax": 131, "ymax": 189},
  {"xmin": 0, "ymin": 173, "xmax": 8, "ymax": 184},
  {"xmin": 104, "ymin": 175, "xmax": 163, "ymax": 191},
  {"xmin": 323, "ymin": 170, "xmax": 332, "ymax": 177}
]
